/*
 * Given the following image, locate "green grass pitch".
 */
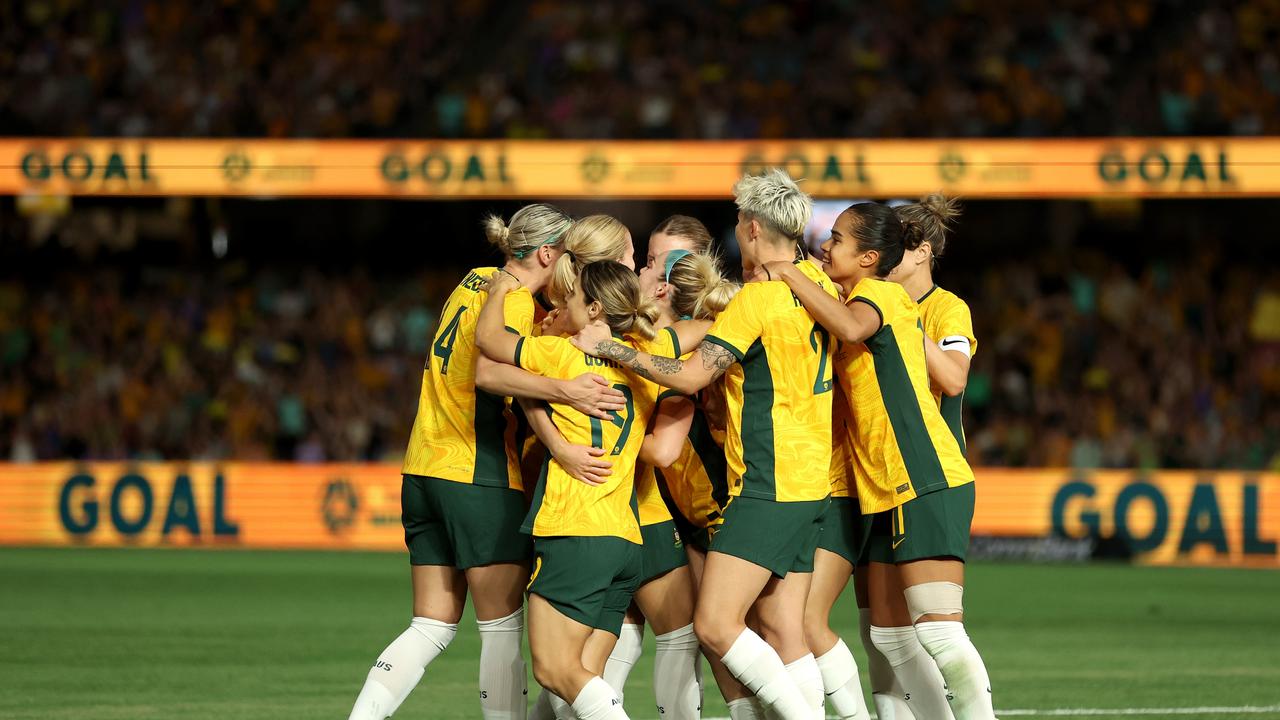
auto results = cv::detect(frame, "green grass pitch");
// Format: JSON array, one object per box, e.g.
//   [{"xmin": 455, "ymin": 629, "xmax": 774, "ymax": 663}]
[{"xmin": 0, "ymin": 548, "xmax": 1277, "ymax": 719}]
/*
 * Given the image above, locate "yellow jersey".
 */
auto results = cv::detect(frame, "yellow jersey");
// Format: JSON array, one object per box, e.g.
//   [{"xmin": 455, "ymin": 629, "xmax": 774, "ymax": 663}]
[
  {"xmin": 703, "ymin": 259, "xmax": 836, "ymax": 502},
  {"xmin": 654, "ymin": 386, "xmax": 731, "ymax": 531},
  {"xmin": 828, "ymin": 380, "xmax": 854, "ymax": 499},
  {"xmin": 917, "ymin": 285, "xmax": 977, "ymax": 454},
  {"xmin": 632, "ymin": 327, "xmax": 682, "ymax": 526},
  {"xmin": 516, "ymin": 334, "xmax": 655, "ymax": 543},
  {"xmin": 403, "ymin": 267, "xmax": 534, "ymax": 490},
  {"xmin": 837, "ymin": 278, "xmax": 974, "ymax": 514}
]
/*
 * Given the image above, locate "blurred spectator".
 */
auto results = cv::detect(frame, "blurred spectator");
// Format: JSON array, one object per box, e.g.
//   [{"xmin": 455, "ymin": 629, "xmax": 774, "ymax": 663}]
[
  {"xmin": 0, "ymin": 216, "xmax": 1276, "ymax": 470},
  {"xmin": 2, "ymin": 1, "xmax": 1279, "ymax": 139}
]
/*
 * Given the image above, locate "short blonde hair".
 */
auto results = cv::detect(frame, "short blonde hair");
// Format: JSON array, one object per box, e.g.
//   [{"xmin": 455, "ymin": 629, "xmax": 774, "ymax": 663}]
[
  {"xmin": 733, "ymin": 169, "xmax": 813, "ymax": 243},
  {"xmin": 549, "ymin": 214, "xmax": 631, "ymax": 305}
]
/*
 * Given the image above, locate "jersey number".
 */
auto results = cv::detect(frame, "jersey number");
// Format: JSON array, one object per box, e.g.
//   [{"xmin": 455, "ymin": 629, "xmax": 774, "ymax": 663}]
[
  {"xmin": 432, "ymin": 306, "xmax": 466, "ymax": 374},
  {"xmin": 590, "ymin": 383, "xmax": 635, "ymax": 456},
  {"xmin": 810, "ymin": 323, "xmax": 833, "ymax": 394}
]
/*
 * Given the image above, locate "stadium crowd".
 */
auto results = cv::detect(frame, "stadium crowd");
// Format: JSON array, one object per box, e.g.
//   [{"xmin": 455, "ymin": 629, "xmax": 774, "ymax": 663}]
[
  {"xmin": 2, "ymin": 240, "xmax": 1276, "ymax": 470},
  {"xmin": 2, "ymin": 0, "xmax": 1278, "ymax": 138}
]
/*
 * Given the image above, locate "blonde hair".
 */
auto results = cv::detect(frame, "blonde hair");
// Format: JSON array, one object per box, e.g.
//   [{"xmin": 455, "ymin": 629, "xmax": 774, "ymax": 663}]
[
  {"xmin": 579, "ymin": 261, "xmax": 658, "ymax": 341},
  {"xmin": 482, "ymin": 203, "xmax": 574, "ymax": 260},
  {"xmin": 666, "ymin": 253, "xmax": 739, "ymax": 321},
  {"xmin": 896, "ymin": 193, "xmax": 961, "ymax": 264},
  {"xmin": 733, "ymin": 168, "xmax": 813, "ymax": 244},
  {"xmin": 651, "ymin": 214, "xmax": 712, "ymax": 254},
  {"xmin": 549, "ymin": 214, "xmax": 631, "ymax": 304}
]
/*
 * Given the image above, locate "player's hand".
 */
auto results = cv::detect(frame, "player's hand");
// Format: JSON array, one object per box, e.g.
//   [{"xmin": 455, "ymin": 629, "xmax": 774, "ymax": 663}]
[
  {"xmin": 541, "ymin": 307, "xmax": 571, "ymax": 337},
  {"xmin": 571, "ymin": 320, "xmax": 613, "ymax": 357},
  {"xmin": 554, "ymin": 443, "xmax": 613, "ymax": 486},
  {"xmin": 756, "ymin": 261, "xmax": 792, "ymax": 283},
  {"xmin": 483, "ymin": 270, "xmax": 521, "ymax": 295},
  {"xmin": 563, "ymin": 372, "xmax": 627, "ymax": 419}
]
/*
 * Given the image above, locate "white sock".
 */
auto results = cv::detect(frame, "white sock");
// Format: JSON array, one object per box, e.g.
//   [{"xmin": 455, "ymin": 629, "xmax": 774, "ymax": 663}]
[
  {"xmin": 727, "ymin": 697, "xmax": 766, "ymax": 720},
  {"xmin": 572, "ymin": 676, "xmax": 630, "ymax": 720},
  {"xmin": 915, "ymin": 622, "xmax": 996, "ymax": 720},
  {"xmin": 654, "ymin": 624, "xmax": 702, "ymax": 720},
  {"xmin": 348, "ymin": 616, "xmax": 457, "ymax": 720},
  {"xmin": 477, "ymin": 609, "xmax": 529, "ymax": 720},
  {"xmin": 604, "ymin": 622, "xmax": 645, "ymax": 703},
  {"xmin": 815, "ymin": 639, "xmax": 870, "ymax": 720},
  {"xmin": 870, "ymin": 625, "xmax": 953, "ymax": 720},
  {"xmin": 550, "ymin": 692, "xmax": 577, "ymax": 720},
  {"xmin": 720, "ymin": 628, "xmax": 811, "ymax": 720},
  {"xmin": 530, "ymin": 689, "xmax": 557, "ymax": 720},
  {"xmin": 858, "ymin": 610, "xmax": 913, "ymax": 720},
  {"xmin": 783, "ymin": 654, "xmax": 825, "ymax": 720}
]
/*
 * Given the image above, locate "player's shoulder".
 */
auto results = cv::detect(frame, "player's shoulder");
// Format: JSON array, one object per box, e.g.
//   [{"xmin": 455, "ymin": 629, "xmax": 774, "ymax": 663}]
[
  {"xmin": 796, "ymin": 258, "xmax": 838, "ymax": 296},
  {"xmin": 919, "ymin": 285, "xmax": 970, "ymax": 316}
]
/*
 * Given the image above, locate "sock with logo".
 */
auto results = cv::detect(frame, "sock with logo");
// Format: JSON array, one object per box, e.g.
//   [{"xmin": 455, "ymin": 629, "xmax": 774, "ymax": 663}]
[
  {"xmin": 603, "ymin": 622, "xmax": 645, "ymax": 703},
  {"xmin": 348, "ymin": 616, "xmax": 458, "ymax": 719},
  {"xmin": 571, "ymin": 676, "xmax": 630, "ymax": 720},
  {"xmin": 720, "ymin": 628, "xmax": 811, "ymax": 720},
  {"xmin": 870, "ymin": 625, "xmax": 953, "ymax": 720},
  {"xmin": 858, "ymin": 609, "xmax": 914, "ymax": 720},
  {"xmin": 815, "ymin": 638, "xmax": 871, "ymax": 720},
  {"xmin": 653, "ymin": 623, "xmax": 702, "ymax": 720},
  {"xmin": 915, "ymin": 622, "xmax": 996, "ymax": 720},
  {"xmin": 477, "ymin": 608, "xmax": 528, "ymax": 720}
]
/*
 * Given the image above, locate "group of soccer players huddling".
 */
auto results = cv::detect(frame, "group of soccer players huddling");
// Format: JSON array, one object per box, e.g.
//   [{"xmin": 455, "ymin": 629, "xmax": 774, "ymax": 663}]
[{"xmin": 347, "ymin": 170, "xmax": 996, "ymax": 720}]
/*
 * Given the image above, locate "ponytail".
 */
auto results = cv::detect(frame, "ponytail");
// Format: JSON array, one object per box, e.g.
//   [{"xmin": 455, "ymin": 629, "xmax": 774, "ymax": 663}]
[
  {"xmin": 666, "ymin": 253, "xmax": 740, "ymax": 321},
  {"xmin": 548, "ymin": 215, "xmax": 630, "ymax": 304},
  {"xmin": 896, "ymin": 193, "xmax": 960, "ymax": 264},
  {"xmin": 483, "ymin": 203, "xmax": 573, "ymax": 261},
  {"xmin": 579, "ymin": 261, "xmax": 658, "ymax": 341}
]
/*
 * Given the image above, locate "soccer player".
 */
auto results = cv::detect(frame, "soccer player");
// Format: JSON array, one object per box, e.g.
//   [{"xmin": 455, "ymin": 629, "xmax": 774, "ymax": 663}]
[
  {"xmin": 346, "ymin": 204, "xmax": 627, "ymax": 720},
  {"xmin": 892, "ymin": 195, "xmax": 974, "ymax": 451},
  {"xmin": 625, "ymin": 247, "xmax": 741, "ymax": 720},
  {"xmin": 761, "ymin": 201, "xmax": 998, "ymax": 720},
  {"xmin": 573, "ymin": 169, "xmax": 836, "ymax": 720},
  {"xmin": 595, "ymin": 214, "xmax": 721, "ymax": 714},
  {"xmin": 475, "ymin": 260, "xmax": 666, "ymax": 720}
]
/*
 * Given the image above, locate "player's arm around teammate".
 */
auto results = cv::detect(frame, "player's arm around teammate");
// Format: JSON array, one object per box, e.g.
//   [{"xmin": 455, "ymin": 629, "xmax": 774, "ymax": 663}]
[
  {"xmin": 765, "ymin": 198, "xmax": 997, "ymax": 720},
  {"xmin": 349, "ymin": 205, "xmax": 584, "ymax": 720},
  {"xmin": 478, "ymin": 262, "xmax": 660, "ymax": 720},
  {"xmin": 575, "ymin": 170, "xmax": 837, "ymax": 720}
]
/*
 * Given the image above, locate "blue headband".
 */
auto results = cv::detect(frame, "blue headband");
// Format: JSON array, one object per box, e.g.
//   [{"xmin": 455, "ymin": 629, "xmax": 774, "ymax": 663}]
[
  {"xmin": 663, "ymin": 249, "xmax": 694, "ymax": 284},
  {"xmin": 512, "ymin": 229, "xmax": 566, "ymax": 259}
]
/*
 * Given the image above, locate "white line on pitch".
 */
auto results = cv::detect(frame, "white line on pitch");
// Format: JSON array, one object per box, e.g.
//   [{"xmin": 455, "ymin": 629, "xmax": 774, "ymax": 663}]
[{"xmin": 696, "ymin": 707, "xmax": 1280, "ymax": 720}]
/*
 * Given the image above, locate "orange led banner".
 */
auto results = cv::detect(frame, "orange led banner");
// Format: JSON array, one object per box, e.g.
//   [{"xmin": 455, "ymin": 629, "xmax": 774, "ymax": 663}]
[
  {"xmin": 3, "ymin": 138, "xmax": 1280, "ymax": 199},
  {"xmin": 0, "ymin": 464, "xmax": 1276, "ymax": 566}
]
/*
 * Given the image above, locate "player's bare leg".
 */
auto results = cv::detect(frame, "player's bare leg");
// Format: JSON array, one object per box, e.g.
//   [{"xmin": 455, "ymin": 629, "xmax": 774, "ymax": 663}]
[
  {"xmin": 529, "ymin": 593, "xmax": 629, "ymax": 720},
  {"xmin": 805, "ymin": 549, "xmax": 869, "ymax": 719},
  {"xmin": 635, "ymin": 566, "xmax": 701, "ymax": 720},
  {"xmin": 869, "ymin": 562, "xmax": 954, "ymax": 720},
  {"xmin": 755, "ymin": 569, "xmax": 824, "ymax": 719},
  {"xmin": 687, "ymin": 546, "xmax": 760, "ymax": 720}
]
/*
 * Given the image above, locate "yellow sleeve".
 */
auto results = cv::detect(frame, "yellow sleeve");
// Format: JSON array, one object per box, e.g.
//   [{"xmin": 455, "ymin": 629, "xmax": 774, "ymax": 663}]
[
  {"xmin": 704, "ymin": 285, "xmax": 763, "ymax": 361},
  {"xmin": 503, "ymin": 289, "xmax": 536, "ymax": 336},
  {"xmin": 849, "ymin": 278, "xmax": 890, "ymax": 334},
  {"xmin": 936, "ymin": 298, "xmax": 977, "ymax": 357},
  {"xmin": 515, "ymin": 335, "xmax": 576, "ymax": 377}
]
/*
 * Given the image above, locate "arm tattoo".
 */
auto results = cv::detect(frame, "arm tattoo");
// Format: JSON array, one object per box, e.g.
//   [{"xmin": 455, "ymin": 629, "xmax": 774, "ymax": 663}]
[
  {"xmin": 698, "ymin": 340, "xmax": 736, "ymax": 380},
  {"xmin": 594, "ymin": 341, "xmax": 655, "ymax": 381}
]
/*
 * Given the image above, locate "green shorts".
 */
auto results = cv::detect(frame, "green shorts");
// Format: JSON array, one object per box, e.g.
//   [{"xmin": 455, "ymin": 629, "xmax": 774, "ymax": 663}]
[
  {"xmin": 817, "ymin": 496, "xmax": 866, "ymax": 566},
  {"xmin": 402, "ymin": 474, "xmax": 532, "ymax": 569},
  {"xmin": 710, "ymin": 495, "xmax": 830, "ymax": 578},
  {"xmin": 640, "ymin": 520, "xmax": 689, "ymax": 584},
  {"xmin": 528, "ymin": 535, "xmax": 642, "ymax": 636},
  {"xmin": 669, "ymin": 511, "xmax": 717, "ymax": 553},
  {"xmin": 865, "ymin": 482, "xmax": 975, "ymax": 564}
]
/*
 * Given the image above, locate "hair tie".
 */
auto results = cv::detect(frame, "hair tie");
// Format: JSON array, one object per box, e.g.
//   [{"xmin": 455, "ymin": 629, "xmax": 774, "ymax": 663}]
[
  {"xmin": 679, "ymin": 314, "xmax": 693, "ymax": 321},
  {"xmin": 663, "ymin": 249, "xmax": 695, "ymax": 284}
]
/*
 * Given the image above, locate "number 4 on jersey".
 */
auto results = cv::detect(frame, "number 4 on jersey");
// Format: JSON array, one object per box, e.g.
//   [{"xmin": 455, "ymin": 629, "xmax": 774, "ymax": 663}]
[{"xmin": 432, "ymin": 306, "xmax": 466, "ymax": 374}]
